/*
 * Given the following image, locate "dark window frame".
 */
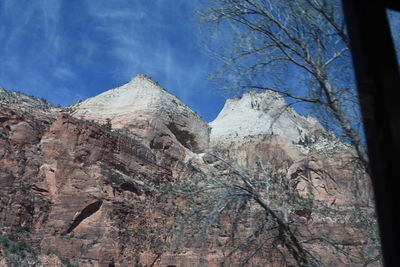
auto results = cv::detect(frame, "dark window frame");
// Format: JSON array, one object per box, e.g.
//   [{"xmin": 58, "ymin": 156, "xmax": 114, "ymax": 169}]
[{"xmin": 342, "ymin": 1, "xmax": 400, "ymax": 266}]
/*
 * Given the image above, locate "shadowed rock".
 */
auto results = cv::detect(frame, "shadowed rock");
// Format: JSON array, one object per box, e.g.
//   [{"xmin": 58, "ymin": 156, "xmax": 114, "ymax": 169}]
[{"xmin": 65, "ymin": 200, "xmax": 103, "ymax": 234}]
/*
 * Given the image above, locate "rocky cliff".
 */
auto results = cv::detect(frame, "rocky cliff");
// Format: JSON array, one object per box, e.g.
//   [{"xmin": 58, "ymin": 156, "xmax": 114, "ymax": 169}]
[
  {"xmin": 70, "ymin": 74, "xmax": 209, "ymax": 154},
  {"xmin": 0, "ymin": 78, "xmax": 380, "ymax": 266},
  {"xmin": 208, "ymin": 90, "xmax": 372, "ymax": 206}
]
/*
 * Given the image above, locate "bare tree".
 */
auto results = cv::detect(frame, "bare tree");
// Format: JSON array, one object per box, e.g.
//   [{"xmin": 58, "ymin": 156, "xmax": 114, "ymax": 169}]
[
  {"xmin": 168, "ymin": 151, "xmax": 380, "ymax": 266},
  {"xmin": 163, "ymin": 1, "xmax": 383, "ymax": 265},
  {"xmin": 199, "ymin": 0, "xmax": 369, "ymax": 168}
]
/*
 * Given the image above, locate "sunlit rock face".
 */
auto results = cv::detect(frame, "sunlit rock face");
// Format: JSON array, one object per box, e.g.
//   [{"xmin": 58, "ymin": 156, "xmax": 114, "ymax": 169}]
[
  {"xmin": 0, "ymin": 80, "xmax": 378, "ymax": 266},
  {"xmin": 210, "ymin": 90, "xmax": 348, "ymax": 154},
  {"xmin": 209, "ymin": 90, "xmax": 354, "ymax": 177},
  {"xmin": 209, "ymin": 88, "xmax": 374, "ymax": 213},
  {"xmin": 70, "ymin": 74, "xmax": 210, "ymax": 154},
  {"xmin": 210, "ymin": 90, "xmax": 322, "ymax": 145}
]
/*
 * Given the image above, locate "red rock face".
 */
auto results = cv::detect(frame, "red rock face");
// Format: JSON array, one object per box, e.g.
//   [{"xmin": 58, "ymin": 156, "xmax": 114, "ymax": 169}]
[
  {"xmin": 0, "ymin": 88, "xmax": 381, "ymax": 267},
  {"xmin": 0, "ymin": 101, "xmax": 177, "ymax": 266}
]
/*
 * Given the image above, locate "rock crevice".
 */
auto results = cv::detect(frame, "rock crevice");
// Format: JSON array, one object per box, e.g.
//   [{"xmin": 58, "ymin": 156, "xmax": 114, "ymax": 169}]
[{"xmin": 65, "ymin": 200, "xmax": 103, "ymax": 234}]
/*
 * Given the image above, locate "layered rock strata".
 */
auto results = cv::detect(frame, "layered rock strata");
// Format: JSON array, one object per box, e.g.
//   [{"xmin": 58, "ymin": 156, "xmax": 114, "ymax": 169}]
[
  {"xmin": 0, "ymin": 78, "xmax": 379, "ymax": 266},
  {"xmin": 70, "ymin": 74, "xmax": 209, "ymax": 155}
]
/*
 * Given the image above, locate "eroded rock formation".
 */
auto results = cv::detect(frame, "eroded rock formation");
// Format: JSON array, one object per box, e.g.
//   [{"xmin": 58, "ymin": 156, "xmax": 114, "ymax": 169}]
[
  {"xmin": 0, "ymin": 78, "xmax": 380, "ymax": 266},
  {"xmin": 69, "ymin": 74, "xmax": 209, "ymax": 154}
]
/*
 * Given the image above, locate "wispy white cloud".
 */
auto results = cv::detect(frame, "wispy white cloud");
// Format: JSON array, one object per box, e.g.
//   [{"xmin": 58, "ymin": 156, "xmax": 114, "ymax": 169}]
[
  {"xmin": 82, "ymin": 0, "xmax": 207, "ymax": 98},
  {"xmin": 95, "ymin": 10, "xmax": 142, "ymax": 19},
  {"xmin": 0, "ymin": 0, "xmax": 224, "ymax": 119},
  {"xmin": 53, "ymin": 66, "xmax": 77, "ymax": 80},
  {"xmin": 0, "ymin": 0, "xmax": 63, "ymax": 71},
  {"xmin": 10, "ymin": 2, "xmax": 59, "ymax": 43}
]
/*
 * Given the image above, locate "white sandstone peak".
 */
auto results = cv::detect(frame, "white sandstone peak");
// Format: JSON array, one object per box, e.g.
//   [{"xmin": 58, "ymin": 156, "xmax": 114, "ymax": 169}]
[
  {"xmin": 69, "ymin": 74, "xmax": 210, "ymax": 152},
  {"xmin": 209, "ymin": 90, "xmax": 325, "ymax": 149},
  {"xmin": 70, "ymin": 73, "xmax": 185, "ymax": 117},
  {"xmin": 129, "ymin": 73, "xmax": 164, "ymax": 89}
]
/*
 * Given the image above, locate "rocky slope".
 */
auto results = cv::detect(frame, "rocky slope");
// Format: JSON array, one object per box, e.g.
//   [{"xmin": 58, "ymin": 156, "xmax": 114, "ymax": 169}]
[
  {"xmin": 210, "ymin": 90, "xmax": 323, "ymax": 147},
  {"xmin": 69, "ymin": 74, "xmax": 209, "ymax": 154},
  {"xmin": 209, "ymin": 90, "xmax": 350, "ymax": 166},
  {"xmin": 0, "ymin": 79, "xmax": 380, "ymax": 266}
]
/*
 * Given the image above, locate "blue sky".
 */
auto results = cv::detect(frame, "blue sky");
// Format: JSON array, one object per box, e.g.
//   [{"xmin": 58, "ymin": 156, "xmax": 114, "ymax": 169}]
[{"xmin": 0, "ymin": 0, "xmax": 226, "ymax": 122}]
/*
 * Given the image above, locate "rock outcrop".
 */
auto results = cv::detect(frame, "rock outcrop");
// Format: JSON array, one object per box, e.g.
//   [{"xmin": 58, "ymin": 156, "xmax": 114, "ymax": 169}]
[
  {"xmin": 210, "ymin": 90, "xmax": 349, "ymax": 160},
  {"xmin": 0, "ymin": 79, "xmax": 380, "ymax": 266},
  {"xmin": 210, "ymin": 90, "xmax": 323, "ymax": 147},
  {"xmin": 70, "ymin": 74, "xmax": 209, "ymax": 154}
]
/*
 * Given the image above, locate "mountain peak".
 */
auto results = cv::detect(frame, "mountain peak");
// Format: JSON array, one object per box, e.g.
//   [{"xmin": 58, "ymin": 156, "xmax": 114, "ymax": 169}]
[
  {"xmin": 209, "ymin": 90, "xmax": 324, "ymax": 147},
  {"xmin": 69, "ymin": 74, "xmax": 210, "ymax": 152},
  {"xmin": 129, "ymin": 73, "xmax": 161, "ymax": 87},
  {"xmin": 0, "ymin": 87, "xmax": 53, "ymax": 109},
  {"xmin": 70, "ymin": 74, "xmax": 172, "ymax": 114}
]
